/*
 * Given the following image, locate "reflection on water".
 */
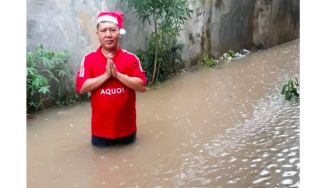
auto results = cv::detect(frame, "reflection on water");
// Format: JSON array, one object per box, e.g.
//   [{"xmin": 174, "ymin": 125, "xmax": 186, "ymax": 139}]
[{"xmin": 27, "ymin": 40, "xmax": 299, "ymax": 187}]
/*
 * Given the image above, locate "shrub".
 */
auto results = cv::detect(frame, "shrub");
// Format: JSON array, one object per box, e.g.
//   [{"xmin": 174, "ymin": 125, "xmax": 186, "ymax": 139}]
[
  {"xmin": 125, "ymin": 0, "xmax": 192, "ymax": 84},
  {"xmin": 27, "ymin": 45, "xmax": 81, "ymax": 113},
  {"xmin": 281, "ymin": 78, "xmax": 300, "ymax": 101},
  {"xmin": 201, "ymin": 55, "xmax": 217, "ymax": 68}
]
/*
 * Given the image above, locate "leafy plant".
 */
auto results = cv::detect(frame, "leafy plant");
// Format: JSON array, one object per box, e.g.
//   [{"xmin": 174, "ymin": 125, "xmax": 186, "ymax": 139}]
[
  {"xmin": 27, "ymin": 53, "xmax": 51, "ymax": 112},
  {"xmin": 124, "ymin": 0, "xmax": 192, "ymax": 84},
  {"xmin": 221, "ymin": 49, "xmax": 250, "ymax": 62},
  {"xmin": 27, "ymin": 45, "xmax": 80, "ymax": 113},
  {"xmin": 201, "ymin": 55, "xmax": 217, "ymax": 68},
  {"xmin": 281, "ymin": 78, "xmax": 300, "ymax": 101},
  {"xmin": 226, "ymin": 49, "xmax": 236, "ymax": 57}
]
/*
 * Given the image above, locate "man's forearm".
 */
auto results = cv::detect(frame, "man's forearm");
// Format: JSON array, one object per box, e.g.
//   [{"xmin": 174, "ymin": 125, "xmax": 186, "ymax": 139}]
[
  {"xmin": 79, "ymin": 74, "xmax": 109, "ymax": 94},
  {"xmin": 116, "ymin": 72, "xmax": 146, "ymax": 92}
]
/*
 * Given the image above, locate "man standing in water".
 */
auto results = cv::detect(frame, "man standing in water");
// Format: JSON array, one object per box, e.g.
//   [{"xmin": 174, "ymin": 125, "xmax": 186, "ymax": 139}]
[{"xmin": 76, "ymin": 11, "xmax": 147, "ymax": 147}]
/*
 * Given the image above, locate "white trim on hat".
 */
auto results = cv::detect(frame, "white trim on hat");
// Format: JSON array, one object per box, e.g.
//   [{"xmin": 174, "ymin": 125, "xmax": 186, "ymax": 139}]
[
  {"xmin": 96, "ymin": 15, "xmax": 126, "ymax": 35},
  {"xmin": 97, "ymin": 15, "xmax": 118, "ymax": 24},
  {"xmin": 120, "ymin": 28, "xmax": 126, "ymax": 35}
]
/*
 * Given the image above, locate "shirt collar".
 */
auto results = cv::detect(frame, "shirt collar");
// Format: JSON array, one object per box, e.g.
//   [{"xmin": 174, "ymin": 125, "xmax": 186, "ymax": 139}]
[{"xmin": 97, "ymin": 46, "xmax": 122, "ymax": 59}]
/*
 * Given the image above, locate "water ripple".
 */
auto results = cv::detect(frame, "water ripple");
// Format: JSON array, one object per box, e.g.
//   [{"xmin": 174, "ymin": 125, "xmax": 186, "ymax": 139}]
[{"xmin": 174, "ymin": 93, "xmax": 299, "ymax": 187}]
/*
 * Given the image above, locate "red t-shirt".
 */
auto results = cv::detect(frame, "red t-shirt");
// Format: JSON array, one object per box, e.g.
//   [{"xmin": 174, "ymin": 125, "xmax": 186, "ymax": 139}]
[{"xmin": 76, "ymin": 46, "xmax": 147, "ymax": 139}]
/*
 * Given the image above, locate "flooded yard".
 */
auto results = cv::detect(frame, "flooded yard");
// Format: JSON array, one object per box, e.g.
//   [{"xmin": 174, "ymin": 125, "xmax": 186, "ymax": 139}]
[{"xmin": 27, "ymin": 40, "xmax": 299, "ymax": 188}]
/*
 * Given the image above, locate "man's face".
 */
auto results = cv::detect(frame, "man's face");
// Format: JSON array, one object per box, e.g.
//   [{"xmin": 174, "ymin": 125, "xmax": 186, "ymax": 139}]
[{"xmin": 96, "ymin": 22, "xmax": 120, "ymax": 51}]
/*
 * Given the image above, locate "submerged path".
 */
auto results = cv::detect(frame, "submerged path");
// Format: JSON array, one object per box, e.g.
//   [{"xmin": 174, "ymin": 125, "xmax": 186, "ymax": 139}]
[{"xmin": 28, "ymin": 40, "xmax": 299, "ymax": 188}]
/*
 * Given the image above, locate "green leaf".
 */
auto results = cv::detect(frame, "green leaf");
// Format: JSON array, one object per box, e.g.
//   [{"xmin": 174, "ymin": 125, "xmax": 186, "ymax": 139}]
[
  {"xmin": 28, "ymin": 101, "xmax": 37, "ymax": 108},
  {"xmin": 57, "ymin": 70, "xmax": 67, "ymax": 77},
  {"xmin": 38, "ymin": 86, "xmax": 50, "ymax": 95},
  {"xmin": 281, "ymin": 78, "xmax": 300, "ymax": 101},
  {"xmin": 27, "ymin": 67, "xmax": 38, "ymax": 76}
]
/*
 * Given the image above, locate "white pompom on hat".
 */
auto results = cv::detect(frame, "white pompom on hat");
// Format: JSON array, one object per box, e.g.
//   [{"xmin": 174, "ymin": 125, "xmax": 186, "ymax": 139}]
[{"xmin": 96, "ymin": 11, "xmax": 126, "ymax": 35}]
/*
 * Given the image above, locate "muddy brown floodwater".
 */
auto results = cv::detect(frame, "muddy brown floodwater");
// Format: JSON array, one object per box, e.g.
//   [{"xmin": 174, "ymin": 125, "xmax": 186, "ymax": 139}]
[{"xmin": 27, "ymin": 40, "xmax": 299, "ymax": 188}]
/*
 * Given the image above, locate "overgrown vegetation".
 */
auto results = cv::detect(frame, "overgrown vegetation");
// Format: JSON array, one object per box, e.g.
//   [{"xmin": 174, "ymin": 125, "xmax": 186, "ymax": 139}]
[
  {"xmin": 27, "ymin": 45, "xmax": 85, "ymax": 114},
  {"xmin": 281, "ymin": 78, "xmax": 300, "ymax": 101},
  {"xmin": 201, "ymin": 55, "xmax": 217, "ymax": 68},
  {"xmin": 201, "ymin": 49, "xmax": 251, "ymax": 68},
  {"xmin": 222, "ymin": 49, "xmax": 250, "ymax": 61},
  {"xmin": 225, "ymin": 49, "xmax": 236, "ymax": 58},
  {"xmin": 124, "ymin": 0, "xmax": 192, "ymax": 85}
]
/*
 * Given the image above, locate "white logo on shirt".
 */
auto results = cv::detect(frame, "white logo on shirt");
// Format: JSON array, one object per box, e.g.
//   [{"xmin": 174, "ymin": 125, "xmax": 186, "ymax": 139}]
[{"xmin": 100, "ymin": 87, "xmax": 125, "ymax": 95}]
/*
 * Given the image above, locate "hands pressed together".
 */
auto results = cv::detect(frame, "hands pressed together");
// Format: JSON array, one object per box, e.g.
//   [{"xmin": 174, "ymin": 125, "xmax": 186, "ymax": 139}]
[
  {"xmin": 101, "ymin": 53, "xmax": 146, "ymax": 92},
  {"xmin": 105, "ymin": 53, "xmax": 119, "ymax": 79}
]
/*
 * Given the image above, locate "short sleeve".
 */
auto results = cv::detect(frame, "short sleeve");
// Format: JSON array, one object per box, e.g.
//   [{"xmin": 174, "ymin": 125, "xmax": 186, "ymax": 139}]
[
  {"xmin": 129, "ymin": 56, "xmax": 148, "ymax": 86},
  {"xmin": 75, "ymin": 56, "xmax": 91, "ymax": 93}
]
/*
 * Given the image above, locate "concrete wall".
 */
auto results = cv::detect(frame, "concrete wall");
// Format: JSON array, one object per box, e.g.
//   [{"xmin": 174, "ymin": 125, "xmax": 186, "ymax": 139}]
[
  {"xmin": 253, "ymin": 0, "xmax": 300, "ymax": 48},
  {"xmin": 179, "ymin": 0, "xmax": 257, "ymax": 66},
  {"xmin": 27, "ymin": 0, "xmax": 300, "ymax": 72},
  {"xmin": 27, "ymin": 0, "xmax": 151, "ymax": 73}
]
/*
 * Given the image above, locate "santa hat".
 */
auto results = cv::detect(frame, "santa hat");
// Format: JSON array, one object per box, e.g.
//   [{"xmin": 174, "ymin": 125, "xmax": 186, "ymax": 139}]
[{"xmin": 96, "ymin": 11, "xmax": 126, "ymax": 35}]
